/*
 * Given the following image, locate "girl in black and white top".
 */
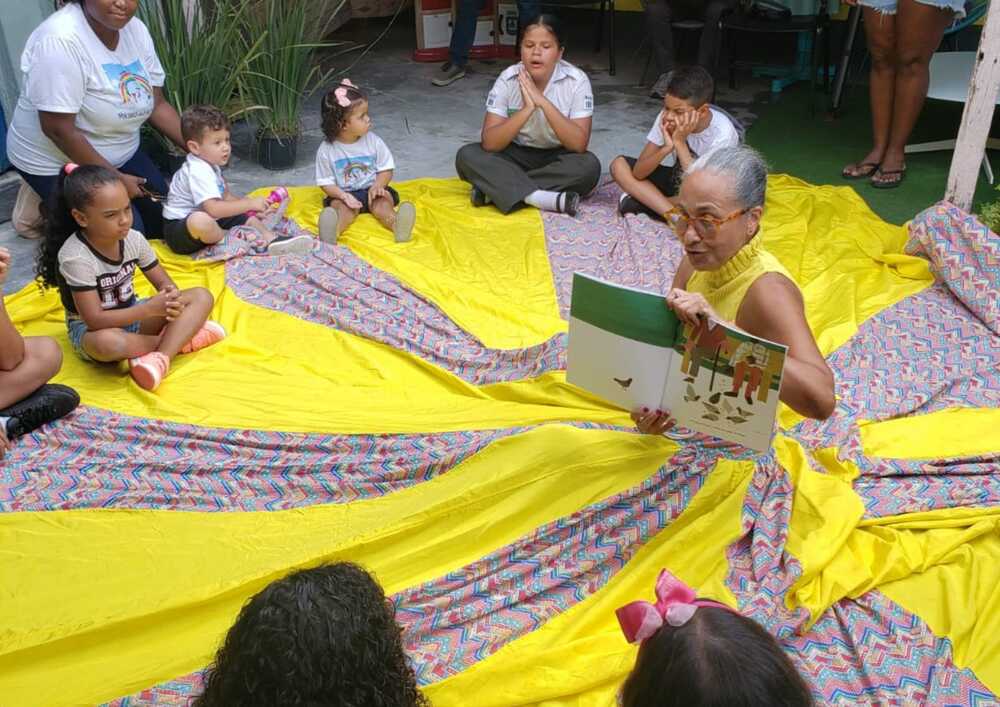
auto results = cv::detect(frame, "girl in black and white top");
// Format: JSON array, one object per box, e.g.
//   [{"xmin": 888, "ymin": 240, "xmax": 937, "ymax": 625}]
[{"xmin": 455, "ymin": 14, "xmax": 601, "ymax": 217}]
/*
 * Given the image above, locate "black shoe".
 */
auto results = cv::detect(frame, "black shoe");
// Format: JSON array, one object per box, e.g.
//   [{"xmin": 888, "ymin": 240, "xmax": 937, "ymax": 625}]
[
  {"xmin": 618, "ymin": 193, "xmax": 665, "ymax": 221},
  {"xmin": 723, "ymin": 391, "xmax": 739, "ymax": 397},
  {"xmin": 470, "ymin": 186, "xmax": 488, "ymax": 207},
  {"xmin": 2, "ymin": 384, "xmax": 80, "ymax": 438},
  {"xmin": 618, "ymin": 193, "xmax": 644, "ymax": 216},
  {"xmin": 561, "ymin": 191, "xmax": 581, "ymax": 217}
]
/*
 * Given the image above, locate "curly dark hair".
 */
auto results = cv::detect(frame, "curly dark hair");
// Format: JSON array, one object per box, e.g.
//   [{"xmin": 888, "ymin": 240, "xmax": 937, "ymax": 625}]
[
  {"xmin": 35, "ymin": 164, "xmax": 123, "ymax": 290},
  {"xmin": 181, "ymin": 104, "xmax": 230, "ymax": 144},
  {"xmin": 193, "ymin": 562, "xmax": 429, "ymax": 707},
  {"xmin": 621, "ymin": 605, "xmax": 815, "ymax": 707},
  {"xmin": 321, "ymin": 81, "xmax": 367, "ymax": 142}
]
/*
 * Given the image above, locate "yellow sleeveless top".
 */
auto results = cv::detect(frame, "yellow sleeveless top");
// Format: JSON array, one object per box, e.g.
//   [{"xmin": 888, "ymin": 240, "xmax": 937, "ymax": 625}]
[{"xmin": 685, "ymin": 235, "xmax": 792, "ymax": 322}]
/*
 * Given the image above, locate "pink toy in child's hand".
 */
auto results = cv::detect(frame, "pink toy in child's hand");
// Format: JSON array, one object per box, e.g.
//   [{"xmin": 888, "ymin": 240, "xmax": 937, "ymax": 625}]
[{"xmin": 247, "ymin": 187, "xmax": 289, "ymax": 217}]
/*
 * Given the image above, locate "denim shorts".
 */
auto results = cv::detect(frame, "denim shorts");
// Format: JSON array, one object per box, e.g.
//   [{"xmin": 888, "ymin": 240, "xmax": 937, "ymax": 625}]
[
  {"xmin": 66, "ymin": 298, "xmax": 146, "ymax": 363},
  {"xmin": 858, "ymin": 0, "xmax": 965, "ymax": 16}
]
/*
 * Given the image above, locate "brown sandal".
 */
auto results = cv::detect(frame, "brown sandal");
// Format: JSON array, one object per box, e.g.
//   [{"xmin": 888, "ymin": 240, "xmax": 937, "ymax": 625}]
[{"xmin": 842, "ymin": 161, "xmax": 880, "ymax": 180}]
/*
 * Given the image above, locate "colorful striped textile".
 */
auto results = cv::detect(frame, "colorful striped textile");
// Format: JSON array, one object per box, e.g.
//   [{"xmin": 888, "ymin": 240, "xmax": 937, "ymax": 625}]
[{"xmin": 1, "ymin": 178, "xmax": 997, "ymax": 706}]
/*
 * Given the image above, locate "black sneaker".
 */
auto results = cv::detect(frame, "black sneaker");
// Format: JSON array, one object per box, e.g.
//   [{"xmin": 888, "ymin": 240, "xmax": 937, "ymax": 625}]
[
  {"xmin": 470, "ymin": 185, "xmax": 488, "ymax": 207},
  {"xmin": 618, "ymin": 193, "xmax": 644, "ymax": 216},
  {"xmin": 560, "ymin": 192, "xmax": 581, "ymax": 218},
  {"xmin": 2, "ymin": 384, "xmax": 79, "ymax": 438},
  {"xmin": 267, "ymin": 233, "xmax": 313, "ymax": 256},
  {"xmin": 432, "ymin": 62, "xmax": 467, "ymax": 87},
  {"xmin": 618, "ymin": 193, "xmax": 664, "ymax": 221}
]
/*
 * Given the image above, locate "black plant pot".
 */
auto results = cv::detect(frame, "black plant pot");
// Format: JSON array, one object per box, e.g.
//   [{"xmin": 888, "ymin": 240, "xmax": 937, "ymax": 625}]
[
  {"xmin": 163, "ymin": 149, "xmax": 187, "ymax": 176},
  {"xmin": 257, "ymin": 132, "xmax": 298, "ymax": 170}
]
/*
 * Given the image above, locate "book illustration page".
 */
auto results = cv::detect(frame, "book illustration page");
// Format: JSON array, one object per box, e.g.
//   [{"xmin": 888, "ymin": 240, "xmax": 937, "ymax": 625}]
[
  {"xmin": 660, "ymin": 318, "xmax": 787, "ymax": 453},
  {"xmin": 566, "ymin": 318, "xmax": 671, "ymax": 412},
  {"xmin": 566, "ymin": 273, "xmax": 679, "ymax": 413}
]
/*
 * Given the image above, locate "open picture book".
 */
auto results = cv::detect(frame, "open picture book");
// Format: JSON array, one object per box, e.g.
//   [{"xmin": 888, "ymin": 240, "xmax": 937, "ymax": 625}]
[{"xmin": 566, "ymin": 273, "xmax": 788, "ymax": 453}]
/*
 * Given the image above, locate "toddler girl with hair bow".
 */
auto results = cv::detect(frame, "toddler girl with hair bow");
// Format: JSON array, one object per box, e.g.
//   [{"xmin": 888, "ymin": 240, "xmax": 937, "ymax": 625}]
[
  {"xmin": 315, "ymin": 79, "xmax": 416, "ymax": 245},
  {"xmin": 615, "ymin": 569, "xmax": 815, "ymax": 706}
]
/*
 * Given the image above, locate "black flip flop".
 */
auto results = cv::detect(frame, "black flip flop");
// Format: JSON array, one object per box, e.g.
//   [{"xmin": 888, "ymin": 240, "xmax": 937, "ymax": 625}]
[
  {"xmin": 842, "ymin": 162, "xmax": 880, "ymax": 180},
  {"xmin": 870, "ymin": 167, "xmax": 907, "ymax": 189}
]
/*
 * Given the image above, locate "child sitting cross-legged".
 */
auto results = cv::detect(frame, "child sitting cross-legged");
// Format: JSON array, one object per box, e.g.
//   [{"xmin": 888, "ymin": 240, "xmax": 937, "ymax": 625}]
[
  {"xmin": 610, "ymin": 66, "xmax": 740, "ymax": 221},
  {"xmin": 36, "ymin": 164, "xmax": 226, "ymax": 392},
  {"xmin": 616, "ymin": 569, "xmax": 814, "ymax": 706},
  {"xmin": 315, "ymin": 79, "xmax": 416, "ymax": 245},
  {"xmin": 162, "ymin": 105, "xmax": 311, "ymax": 256}
]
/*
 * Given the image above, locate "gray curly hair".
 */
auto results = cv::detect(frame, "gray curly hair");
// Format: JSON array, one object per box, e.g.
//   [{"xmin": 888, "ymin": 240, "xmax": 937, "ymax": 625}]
[{"xmin": 685, "ymin": 145, "xmax": 768, "ymax": 209}]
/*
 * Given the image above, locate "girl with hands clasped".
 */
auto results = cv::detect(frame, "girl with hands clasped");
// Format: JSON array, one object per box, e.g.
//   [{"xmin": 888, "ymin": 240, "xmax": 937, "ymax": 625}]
[
  {"xmin": 36, "ymin": 164, "xmax": 225, "ymax": 391},
  {"xmin": 455, "ymin": 14, "xmax": 601, "ymax": 216},
  {"xmin": 633, "ymin": 146, "xmax": 835, "ymax": 438}
]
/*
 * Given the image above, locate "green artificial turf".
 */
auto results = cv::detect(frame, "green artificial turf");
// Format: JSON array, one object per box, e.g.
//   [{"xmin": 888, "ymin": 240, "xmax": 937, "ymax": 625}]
[{"xmin": 745, "ymin": 81, "xmax": 1000, "ymax": 226}]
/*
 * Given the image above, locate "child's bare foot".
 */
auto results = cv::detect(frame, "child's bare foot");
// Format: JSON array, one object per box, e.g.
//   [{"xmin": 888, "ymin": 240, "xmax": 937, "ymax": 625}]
[{"xmin": 393, "ymin": 202, "xmax": 416, "ymax": 243}]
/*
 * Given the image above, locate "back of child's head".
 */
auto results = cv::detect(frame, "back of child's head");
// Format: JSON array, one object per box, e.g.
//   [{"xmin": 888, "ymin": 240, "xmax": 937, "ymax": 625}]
[
  {"xmin": 181, "ymin": 105, "xmax": 230, "ymax": 145},
  {"xmin": 664, "ymin": 65, "xmax": 715, "ymax": 109},
  {"xmin": 35, "ymin": 164, "xmax": 123, "ymax": 290},
  {"xmin": 621, "ymin": 605, "xmax": 814, "ymax": 707},
  {"xmin": 193, "ymin": 562, "xmax": 427, "ymax": 707},
  {"xmin": 321, "ymin": 79, "xmax": 367, "ymax": 142}
]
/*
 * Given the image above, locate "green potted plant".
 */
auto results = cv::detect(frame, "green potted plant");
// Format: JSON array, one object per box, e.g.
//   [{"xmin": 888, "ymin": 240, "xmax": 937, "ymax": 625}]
[
  {"xmin": 978, "ymin": 184, "xmax": 1000, "ymax": 235},
  {"xmin": 243, "ymin": 0, "xmax": 338, "ymax": 170},
  {"xmin": 138, "ymin": 0, "xmax": 267, "ymax": 171}
]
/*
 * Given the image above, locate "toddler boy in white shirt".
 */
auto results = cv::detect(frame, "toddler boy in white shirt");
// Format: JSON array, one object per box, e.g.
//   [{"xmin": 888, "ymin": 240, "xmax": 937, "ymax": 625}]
[{"xmin": 163, "ymin": 105, "xmax": 310, "ymax": 256}]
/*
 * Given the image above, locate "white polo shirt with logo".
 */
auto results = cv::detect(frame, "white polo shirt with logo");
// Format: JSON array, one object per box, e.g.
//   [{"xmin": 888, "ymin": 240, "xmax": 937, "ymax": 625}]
[{"xmin": 485, "ymin": 60, "xmax": 594, "ymax": 150}]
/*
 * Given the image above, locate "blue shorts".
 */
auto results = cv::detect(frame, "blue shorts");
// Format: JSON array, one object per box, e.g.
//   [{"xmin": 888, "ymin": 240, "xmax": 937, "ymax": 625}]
[
  {"xmin": 858, "ymin": 0, "xmax": 965, "ymax": 16},
  {"xmin": 66, "ymin": 299, "xmax": 147, "ymax": 363}
]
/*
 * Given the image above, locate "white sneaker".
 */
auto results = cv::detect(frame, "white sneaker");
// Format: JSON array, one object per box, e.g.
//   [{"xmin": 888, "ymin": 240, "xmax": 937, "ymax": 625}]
[
  {"xmin": 393, "ymin": 202, "xmax": 416, "ymax": 243},
  {"xmin": 318, "ymin": 207, "xmax": 339, "ymax": 244}
]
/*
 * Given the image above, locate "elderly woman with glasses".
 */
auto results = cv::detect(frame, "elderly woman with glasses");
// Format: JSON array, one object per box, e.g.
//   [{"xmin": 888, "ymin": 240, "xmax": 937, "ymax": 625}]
[{"xmin": 633, "ymin": 146, "xmax": 835, "ymax": 435}]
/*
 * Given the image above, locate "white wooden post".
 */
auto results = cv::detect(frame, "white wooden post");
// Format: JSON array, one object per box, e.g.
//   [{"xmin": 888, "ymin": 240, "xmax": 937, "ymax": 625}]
[{"xmin": 946, "ymin": 0, "xmax": 1000, "ymax": 211}]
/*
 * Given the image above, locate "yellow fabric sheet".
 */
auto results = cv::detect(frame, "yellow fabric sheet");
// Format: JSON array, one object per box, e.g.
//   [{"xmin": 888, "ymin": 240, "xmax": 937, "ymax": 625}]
[{"xmin": 1, "ymin": 176, "xmax": 996, "ymax": 706}]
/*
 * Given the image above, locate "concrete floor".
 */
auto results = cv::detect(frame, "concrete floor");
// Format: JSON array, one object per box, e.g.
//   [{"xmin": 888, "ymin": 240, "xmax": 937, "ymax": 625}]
[{"xmin": 0, "ymin": 12, "xmax": 759, "ymax": 292}]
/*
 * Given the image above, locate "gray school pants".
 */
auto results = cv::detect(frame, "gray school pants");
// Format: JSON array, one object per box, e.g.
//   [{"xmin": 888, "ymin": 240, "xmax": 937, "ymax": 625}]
[{"xmin": 455, "ymin": 142, "xmax": 602, "ymax": 214}]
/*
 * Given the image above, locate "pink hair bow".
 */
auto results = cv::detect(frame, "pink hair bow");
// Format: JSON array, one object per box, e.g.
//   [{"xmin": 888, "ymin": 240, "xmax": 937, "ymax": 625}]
[
  {"xmin": 334, "ymin": 78, "xmax": 358, "ymax": 107},
  {"xmin": 615, "ymin": 569, "xmax": 729, "ymax": 644}
]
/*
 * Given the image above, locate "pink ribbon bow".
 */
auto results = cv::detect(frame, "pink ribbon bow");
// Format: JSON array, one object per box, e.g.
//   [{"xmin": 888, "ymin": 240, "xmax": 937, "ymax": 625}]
[
  {"xmin": 615, "ymin": 569, "xmax": 730, "ymax": 644},
  {"xmin": 334, "ymin": 78, "xmax": 358, "ymax": 107}
]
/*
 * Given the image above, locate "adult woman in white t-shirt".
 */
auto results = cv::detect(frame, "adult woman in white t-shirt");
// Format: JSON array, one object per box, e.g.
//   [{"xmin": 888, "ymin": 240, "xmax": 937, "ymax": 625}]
[
  {"xmin": 6, "ymin": 0, "xmax": 184, "ymax": 237},
  {"xmin": 454, "ymin": 14, "xmax": 601, "ymax": 217}
]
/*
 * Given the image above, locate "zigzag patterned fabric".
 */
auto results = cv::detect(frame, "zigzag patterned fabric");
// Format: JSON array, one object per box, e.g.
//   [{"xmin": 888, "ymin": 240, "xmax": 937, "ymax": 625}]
[{"xmin": 1, "ymin": 178, "xmax": 997, "ymax": 706}]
